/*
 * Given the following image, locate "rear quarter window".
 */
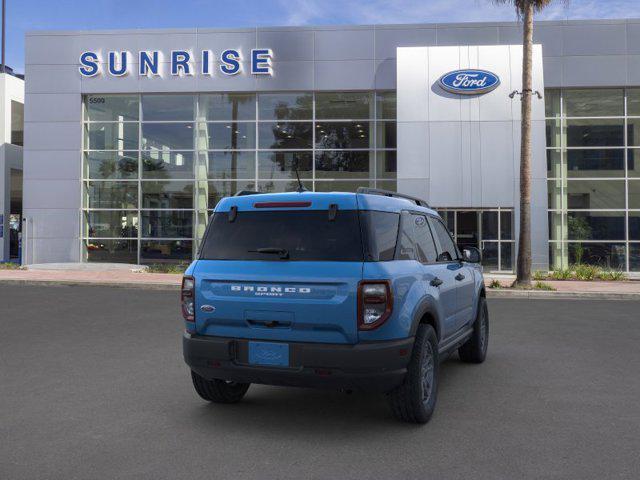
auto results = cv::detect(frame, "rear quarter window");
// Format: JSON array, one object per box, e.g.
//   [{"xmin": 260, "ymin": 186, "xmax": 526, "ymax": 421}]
[{"xmin": 359, "ymin": 211, "xmax": 400, "ymax": 261}]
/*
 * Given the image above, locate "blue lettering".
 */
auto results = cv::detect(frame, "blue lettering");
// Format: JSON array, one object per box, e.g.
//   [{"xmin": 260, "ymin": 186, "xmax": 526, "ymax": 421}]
[
  {"xmin": 79, "ymin": 52, "xmax": 99, "ymax": 77},
  {"xmin": 201, "ymin": 50, "xmax": 212, "ymax": 75},
  {"xmin": 171, "ymin": 50, "xmax": 192, "ymax": 76},
  {"xmin": 139, "ymin": 51, "xmax": 160, "ymax": 76},
  {"xmin": 220, "ymin": 49, "xmax": 241, "ymax": 75},
  {"xmin": 251, "ymin": 49, "xmax": 272, "ymax": 75},
  {"xmin": 108, "ymin": 51, "xmax": 128, "ymax": 76}
]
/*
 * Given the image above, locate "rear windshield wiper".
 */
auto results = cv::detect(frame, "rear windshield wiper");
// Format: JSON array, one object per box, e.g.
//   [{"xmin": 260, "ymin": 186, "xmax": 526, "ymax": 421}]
[{"xmin": 248, "ymin": 247, "xmax": 290, "ymax": 260}]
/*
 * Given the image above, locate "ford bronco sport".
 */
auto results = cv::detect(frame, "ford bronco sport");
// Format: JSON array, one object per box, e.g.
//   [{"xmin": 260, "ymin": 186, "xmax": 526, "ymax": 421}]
[{"xmin": 182, "ymin": 188, "xmax": 488, "ymax": 423}]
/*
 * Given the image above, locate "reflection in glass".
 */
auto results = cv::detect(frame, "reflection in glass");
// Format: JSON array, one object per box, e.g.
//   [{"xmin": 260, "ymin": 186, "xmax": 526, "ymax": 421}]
[
  {"xmin": 376, "ymin": 151, "xmax": 397, "ymax": 179},
  {"xmin": 547, "ymin": 150, "xmax": 562, "ymax": 178},
  {"xmin": 562, "ymin": 89, "xmax": 623, "ymax": 117},
  {"xmin": 315, "ymin": 122, "xmax": 371, "ymax": 149},
  {"xmin": 566, "ymin": 119, "xmax": 624, "ymax": 147},
  {"xmin": 627, "ymin": 88, "xmax": 640, "ymax": 116},
  {"xmin": 548, "ymin": 212, "xmax": 565, "ymax": 242},
  {"xmin": 481, "ymin": 211, "xmax": 498, "ymax": 240},
  {"xmin": 142, "ymin": 94, "xmax": 194, "ymax": 121},
  {"xmin": 628, "ymin": 213, "xmax": 640, "ymax": 240},
  {"xmin": 548, "ymin": 179, "xmax": 565, "ymax": 210},
  {"xmin": 142, "ymin": 123, "xmax": 194, "ymax": 150},
  {"xmin": 501, "ymin": 243, "xmax": 513, "ymax": 271},
  {"xmin": 500, "ymin": 211, "xmax": 512, "ymax": 240},
  {"xmin": 141, "ymin": 240, "xmax": 193, "ymax": 264},
  {"xmin": 481, "ymin": 241, "xmax": 499, "ymax": 271},
  {"xmin": 257, "ymin": 180, "xmax": 307, "ymax": 194},
  {"xmin": 86, "ymin": 181, "xmax": 138, "ymax": 209},
  {"xmin": 376, "ymin": 122, "xmax": 396, "ymax": 149},
  {"xmin": 544, "ymin": 89, "xmax": 560, "ymax": 118},
  {"xmin": 199, "ymin": 122, "xmax": 256, "ymax": 150},
  {"xmin": 85, "ymin": 211, "xmax": 138, "ymax": 238},
  {"xmin": 142, "ymin": 181, "xmax": 193, "ymax": 209},
  {"xmin": 629, "ymin": 149, "xmax": 640, "ymax": 178},
  {"xmin": 629, "ymin": 181, "xmax": 640, "ymax": 209},
  {"xmin": 566, "ymin": 180, "xmax": 625, "ymax": 209},
  {"xmin": 376, "ymin": 91, "xmax": 396, "ymax": 119},
  {"xmin": 258, "ymin": 122, "xmax": 312, "ymax": 149},
  {"xmin": 207, "ymin": 181, "xmax": 256, "ymax": 209},
  {"xmin": 258, "ymin": 151, "xmax": 312, "ymax": 180},
  {"xmin": 567, "ymin": 211, "xmax": 625, "ymax": 240},
  {"xmin": 199, "ymin": 93, "xmax": 255, "ymax": 121},
  {"xmin": 315, "ymin": 92, "xmax": 373, "ymax": 119},
  {"xmin": 567, "ymin": 149, "xmax": 624, "ymax": 177},
  {"xmin": 314, "ymin": 180, "xmax": 374, "ymax": 192},
  {"xmin": 627, "ymin": 118, "xmax": 640, "ymax": 147},
  {"xmin": 142, "ymin": 150, "xmax": 194, "ymax": 179},
  {"xmin": 141, "ymin": 211, "xmax": 193, "ymax": 238},
  {"xmin": 85, "ymin": 95, "xmax": 139, "ymax": 122},
  {"xmin": 315, "ymin": 151, "xmax": 372, "ymax": 178},
  {"xmin": 85, "ymin": 122, "xmax": 139, "ymax": 150},
  {"xmin": 85, "ymin": 240, "xmax": 137, "ymax": 263},
  {"xmin": 568, "ymin": 243, "xmax": 626, "ymax": 269},
  {"xmin": 630, "ymin": 244, "xmax": 640, "ymax": 271},
  {"xmin": 376, "ymin": 180, "xmax": 398, "ymax": 192},
  {"xmin": 85, "ymin": 151, "xmax": 138, "ymax": 179},
  {"xmin": 202, "ymin": 151, "xmax": 255, "ymax": 179},
  {"xmin": 546, "ymin": 119, "xmax": 562, "ymax": 148},
  {"xmin": 258, "ymin": 93, "xmax": 312, "ymax": 120}
]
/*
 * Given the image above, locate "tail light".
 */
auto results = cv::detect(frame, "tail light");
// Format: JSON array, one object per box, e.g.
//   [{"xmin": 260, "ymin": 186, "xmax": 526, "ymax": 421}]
[
  {"xmin": 358, "ymin": 280, "xmax": 393, "ymax": 330},
  {"xmin": 181, "ymin": 276, "xmax": 195, "ymax": 322}
]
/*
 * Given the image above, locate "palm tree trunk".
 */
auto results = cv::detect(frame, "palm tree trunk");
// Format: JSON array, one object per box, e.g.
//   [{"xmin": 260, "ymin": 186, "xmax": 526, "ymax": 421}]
[{"xmin": 516, "ymin": 2, "xmax": 534, "ymax": 287}]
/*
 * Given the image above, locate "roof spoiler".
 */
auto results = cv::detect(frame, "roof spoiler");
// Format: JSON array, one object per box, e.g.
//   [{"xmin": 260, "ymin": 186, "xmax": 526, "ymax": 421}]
[{"xmin": 356, "ymin": 187, "xmax": 430, "ymax": 208}]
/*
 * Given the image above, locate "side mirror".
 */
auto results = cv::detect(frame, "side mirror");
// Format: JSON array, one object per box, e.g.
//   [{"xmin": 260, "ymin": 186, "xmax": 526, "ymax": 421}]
[{"xmin": 462, "ymin": 246, "xmax": 482, "ymax": 263}]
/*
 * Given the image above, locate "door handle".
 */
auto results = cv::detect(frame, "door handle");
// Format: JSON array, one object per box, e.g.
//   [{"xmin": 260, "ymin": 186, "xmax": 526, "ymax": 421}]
[
  {"xmin": 430, "ymin": 277, "xmax": 443, "ymax": 287},
  {"xmin": 455, "ymin": 273, "xmax": 466, "ymax": 281}
]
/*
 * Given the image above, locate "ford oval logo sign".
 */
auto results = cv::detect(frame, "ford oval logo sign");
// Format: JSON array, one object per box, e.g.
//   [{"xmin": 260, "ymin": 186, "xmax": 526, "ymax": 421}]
[{"xmin": 438, "ymin": 69, "xmax": 500, "ymax": 95}]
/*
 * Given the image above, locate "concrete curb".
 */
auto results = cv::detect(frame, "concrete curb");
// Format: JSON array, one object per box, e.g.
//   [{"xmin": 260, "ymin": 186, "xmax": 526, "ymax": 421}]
[
  {"xmin": 486, "ymin": 289, "xmax": 640, "ymax": 301},
  {"xmin": 0, "ymin": 279, "xmax": 180, "ymax": 291}
]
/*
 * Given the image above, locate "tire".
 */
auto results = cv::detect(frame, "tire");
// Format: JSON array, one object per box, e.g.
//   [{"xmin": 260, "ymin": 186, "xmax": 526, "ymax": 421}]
[
  {"xmin": 458, "ymin": 296, "xmax": 489, "ymax": 364},
  {"xmin": 191, "ymin": 370, "xmax": 250, "ymax": 404},
  {"xmin": 387, "ymin": 324, "xmax": 439, "ymax": 424}
]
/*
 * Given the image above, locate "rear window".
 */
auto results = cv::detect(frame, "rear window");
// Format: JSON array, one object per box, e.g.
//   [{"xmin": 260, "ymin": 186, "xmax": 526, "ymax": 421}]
[{"xmin": 200, "ymin": 210, "xmax": 364, "ymax": 261}]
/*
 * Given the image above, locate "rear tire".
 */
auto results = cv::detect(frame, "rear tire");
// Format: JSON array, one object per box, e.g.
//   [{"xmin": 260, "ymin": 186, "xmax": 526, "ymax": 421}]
[
  {"xmin": 387, "ymin": 324, "xmax": 439, "ymax": 424},
  {"xmin": 191, "ymin": 371, "xmax": 250, "ymax": 404},
  {"xmin": 458, "ymin": 297, "xmax": 489, "ymax": 364}
]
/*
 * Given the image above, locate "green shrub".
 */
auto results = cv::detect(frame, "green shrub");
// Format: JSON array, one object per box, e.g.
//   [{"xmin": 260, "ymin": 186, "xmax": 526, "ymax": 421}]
[
  {"xmin": 532, "ymin": 270, "xmax": 548, "ymax": 281},
  {"xmin": 488, "ymin": 279, "xmax": 502, "ymax": 289},
  {"xmin": 0, "ymin": 262, "xmax": 21, "ymax": 270},
  {"xmin": 597, "ymin": 270, "xmax": 626, "ymax": 281},
  {"xmin": 534, "ymin": 281, "xmax": 556, "ymax": 291},
  {"xmin": 145, "ymin": 263, "xmax": 189, "ymax": 274},
  {"xmin": 573, "ymin": 264, "xmax": 601, "ymax": 281},
  {"xmin": 550, "ymin": 268, "xmax": 572, "ymax": 280}
]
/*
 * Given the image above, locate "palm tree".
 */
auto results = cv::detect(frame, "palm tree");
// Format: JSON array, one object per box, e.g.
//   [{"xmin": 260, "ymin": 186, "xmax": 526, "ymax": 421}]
[{"xmin": 494, "ymin": 0, "xmax": 553, "ymax": 287}]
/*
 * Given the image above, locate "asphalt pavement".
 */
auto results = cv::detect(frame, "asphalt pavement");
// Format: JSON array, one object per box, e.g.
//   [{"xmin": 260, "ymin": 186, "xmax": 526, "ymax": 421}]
[{"xmin": 1, "ymin": 285, "xmax": 639, "ymax": 480}]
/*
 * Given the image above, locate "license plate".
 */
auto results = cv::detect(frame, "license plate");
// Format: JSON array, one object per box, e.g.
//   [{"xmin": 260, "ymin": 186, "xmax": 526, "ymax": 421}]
[{"xmin": 248, "ymin": 341, "xmax": 289, "ymax": 367}]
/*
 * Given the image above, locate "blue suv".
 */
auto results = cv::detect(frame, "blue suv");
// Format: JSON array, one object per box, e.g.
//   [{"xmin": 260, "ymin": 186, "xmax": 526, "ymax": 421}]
[{"xmin": 182, "ymin": 188, "xmax": 488, "ymax": 423}]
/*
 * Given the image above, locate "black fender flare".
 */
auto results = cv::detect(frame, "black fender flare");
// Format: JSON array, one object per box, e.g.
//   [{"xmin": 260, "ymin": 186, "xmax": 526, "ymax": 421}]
[{"xmin": 409, "ymin": 295, "xmax": 442, "ymax": 341}]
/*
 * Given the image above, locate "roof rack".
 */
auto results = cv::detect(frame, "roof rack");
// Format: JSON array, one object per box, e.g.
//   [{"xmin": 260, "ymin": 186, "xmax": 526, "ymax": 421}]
[
  {"xmin": 356, "ymin": 187, "xmax": 430, "ymax": 208},
  {"xmin": 234, "ymin": 190, "xmax": 262, "ymax": 197}
]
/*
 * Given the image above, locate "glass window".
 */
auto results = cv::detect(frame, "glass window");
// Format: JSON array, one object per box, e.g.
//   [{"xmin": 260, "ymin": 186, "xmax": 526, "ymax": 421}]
[
  {"xmin": 85, "ymin": 211, "xmax": 138, "ymax": 238},
  {"xmin": 140, "ymin": 240, "xmax": 193, "ymax": 264},
  {"xmin": 199, "ymin": 93, "xmax": 255, "ymax": 121},
  {"xmin": 257, "ymin": 180, "xmax": 308, "ymax": 194},
  {"xmin": 547, "ymin": 150, "xmax": 562, "ymax": 178},
  {"xmin": 567, "ymin": 149, "xmax": 625, "ymax": 178},
  {"xmin": 315, "ymin": 92, "xmax": 373, "ymax": 119},
  {"xmin": 481, "ymin": 241, "xmax": 499, "ymax": 271},
  {"xmin": 629, "ymin": 149, "xmax": 640, "ymax": 178},
  {"xmin": 629, "ymin": 180, "xmax": 640, "ymax": 209},
  {"xmin": 85, "ymin": 122, "xmax": 139, "ymax": 150},
  {"xmin": 501, "ymin": 211, "xmax": 513, "ymax": 240},
  {"xmin": 544, "ymin": 89, "xmax": 560, "ymax": 118},
  {"xmin": 566, "ymin": 119, "xmax": 624, "ymax": 147},
  {"xmin": 412, "ymin": 215, "xmax": 438, "ymax": 263},
  {"xmin": 198, "ymin": 122, "xmax": 256, "ymax": 150},
  {"xmin": 630, "ymin": 244, "xmax": 640, "ymax": 271},
  {"xmin": 10, "ymin": 100, "xmax": 23, "ymax": 146},
  {"xmin": 202, "ymin": 151, "xmax": 255, "ymax": 179},
  {"xmin": 376, "ymin": 122, "xmax": 396, "ymax": 149},
  {"xmin": 142, "ymin": 123, "xmax": 194, "ymax": 150},
  {"xmin": 85, "ymin": 151, "xmax": 138, "ymax": 179},
  {"xmin": 142, "ymin": 181, "xmax": 193, "ymax": 209},
  {"xmin": 629, "ymin": 213, "xmax": 640, "ymax": 241},
  {"xmin": 200, "ymin": 210, "xmax": 364, "ymax": 262},
  {"xmin": 314, "ymin": 180, "xmax": 374, "ymax": 193},
  {"xmin": 85, "ymin": 239, "xmax": 137, "ymax": 263},
  {"xmin": 456, "ymin": 211, "xmax": 479, "ymax": 250},
  {"xmin": 438, "ymin": 211, "xmax": 455, "ymax": 234},
  {"xmin": 376, "ymin": 91, "xmax": 396, "ymax": 119},
  {"xmin": 315, "ymin": 151, "xmax": 372, "ymax": 179},
  {"xmin": 258, "ymin": 93, "xmax": 312, "ymax": 120},
  {"xmin": 428, "ymin": 217, "xmax": 458, "ymax": 262},
  {"xmin": 86, "ymin": 181, "xmax": 138, "ymax": 209},
  {"xmin": 258, "ymin": 151, "xmax": 312, "ymax": 180},
  {"xmin": 548, "ymin": 212, "xmax": 565, "ymax": 242},
  {"xmin": 501, "ymin": 243, "xmax": 513, "ymax": 271},
  {"xmin": 142, "ymin": 95, "xmax": 194, "ymax": 121},
  {"xmin": 142, "ymin": 150, "xmax": 194, "ymax": 179},
  {"xmin": 568, "ymin": 243, "xmax": 626, "ymax": 269},
  {"xmin": 566, "ymin": 180, "xmax": 625, "ymax": 209},
  {"xmin": 208, "ymin": 181, "xmax": 256, "ymax": 209},
  {"xmin": 627, "ymin": 118, "xmax": 640, "ymax": 147},
  {"xmin": 567, "ymin": 211, "xmax": 625, "ymax": 240},
  {"xmin": 141, "ymin": 211, "xmax": 193, "ymax": 238},
  {"xmin": 546, "ymin": 119, "xmax": 562, "ymax": 148},
  {"xmin": 563, "ymin": 89, "xmax": 623, "ymax": 117},
  {"xmin": 626, "ymin": 88, "xmax": 640, "ymax": 117},
  {"xmin": 315, "ymin": 122, "xmax": 371, "ymax": 149},
  {"xmin": 548, "ymin": 179, "xmax": 565, "ymax": 210},
  {"xmin": 376, "ymin": 179, "xmax": 397, "ymax": 192},
  {"xmin": 258, "ymin": 122, "xmax": 312, "ymax": 149},
  {"xmin": 360, "ymin": 211, "xmax": 399, "ymax": 261},
  {"xmin": 85, "ymin": 95, "xmax": 139, "ymax": 122},
  {"xmin": 481, "ymin": 211, "xmax": 498, "ymax": 240},
  {"xmin": 376, "ymin": 151, "xmax": 397, "ymax": 179},
  {"xmin": 396, "ymin": 212, "xmax": 418, "ymax": 261}
]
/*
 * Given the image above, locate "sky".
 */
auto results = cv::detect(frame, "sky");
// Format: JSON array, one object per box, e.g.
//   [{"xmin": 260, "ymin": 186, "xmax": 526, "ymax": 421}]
[{"xmin": 5, "ymin": 0, "xmax": 640, "ymax": 73}]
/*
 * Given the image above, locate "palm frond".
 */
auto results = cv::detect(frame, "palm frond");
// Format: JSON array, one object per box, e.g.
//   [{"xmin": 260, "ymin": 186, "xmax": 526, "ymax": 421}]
[{"xmin": 493, "ymin": 0, "xmax": 557, "ymax": 15}]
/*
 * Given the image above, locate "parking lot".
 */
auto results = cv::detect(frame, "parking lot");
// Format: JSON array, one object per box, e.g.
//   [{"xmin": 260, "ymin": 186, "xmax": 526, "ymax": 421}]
[{"xmin": 1, "ymin": 284, "xmax": 639, "ymax": 480}]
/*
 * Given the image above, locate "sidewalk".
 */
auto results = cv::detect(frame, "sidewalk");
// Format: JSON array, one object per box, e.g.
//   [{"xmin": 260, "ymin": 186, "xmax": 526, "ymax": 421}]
[{"xmin": 1, "ymin": 267, "xmax": 639, "ymax": 299}]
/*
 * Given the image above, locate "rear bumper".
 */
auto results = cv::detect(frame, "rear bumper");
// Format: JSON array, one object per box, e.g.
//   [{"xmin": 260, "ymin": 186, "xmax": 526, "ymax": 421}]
[{"xmin": 183, "ymin": 333, "xmax": 414, "ymax": 392}]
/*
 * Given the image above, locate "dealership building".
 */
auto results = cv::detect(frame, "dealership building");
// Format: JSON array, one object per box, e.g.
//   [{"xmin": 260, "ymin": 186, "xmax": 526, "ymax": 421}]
[{"xmin": 21, "ymin": 18, "xmax": 640, "ymax": 273}]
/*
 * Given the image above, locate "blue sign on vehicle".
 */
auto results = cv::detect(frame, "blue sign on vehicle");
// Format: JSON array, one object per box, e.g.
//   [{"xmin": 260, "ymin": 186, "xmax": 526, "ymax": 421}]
[{"xmin": 438, "ymin": 69, "xmax": 500, "ymax": 95}]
